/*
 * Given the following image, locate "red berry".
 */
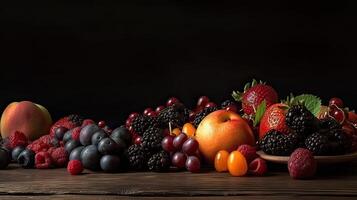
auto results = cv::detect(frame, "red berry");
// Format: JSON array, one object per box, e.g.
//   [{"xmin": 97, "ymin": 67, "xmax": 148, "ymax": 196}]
[
  {"xmin": 197, "ymin": 96, "xmax": 210, "ymax": 107},
  {"xmin": 143, "ymin": 108, "xmax": 153, "ymax": 115},
  {"xmin": 67, "ymin": 160, "xmax": 83, "ymax": 175},
  {"xmin": 329, "ymin": 106, "xmax": 346, "ymax": 123},
  {"xmin": 189, "ymin": 111, "xmax": 196, "ymax": 122},
  {"xmin": 147, "ymin": 111, "xmax": 157, "ymax": 117},
  {"xmin": 249, "ymin": 158, "xmax": 268, "ymax": 176},
  {"xmin": 329, "ymin": 97, "xmax": 344, "ymax": 108},
  {"xmin": 51, "ymin": 147, "xmax": 69, "ymax": 167},
  {"xmin": 98, "ymin": 120, "xmax": 106, "ymax": 128},
  {"xmin": 8, "ymin": 131, "xmax": 28, "ymax": 149},
  {"xmin": 35, "ymin": 151, "xmax": 53, "ymax": 169},
  {"xmin": 205, "ymin": 102, "xmax": 217, "ymax": 108},
  {"xmin": 71, "ymin": 127, "xmax": 81, "ymax": 142},
  {"xmin": 167, "ymin": 97, "xmax": 180, "ymax": 107},
  {"xmin": 237, "ymin": 144, "xmax": 258, "ymax": 163},
  {"xmin": 225, "ymin": 105, "xmax": 238, "ymax": 113},
  {"xmin": 125, "ymin": 118, "xmax": 133, "ymax": 128},
  {"xmin": 129, "ymin": 112, "xmax": 139, "ymax": 120},
  {"xmin": 82, "ymin": 119, "xmax": 95, "ymax": 127},
  {"xmin": 155, "ymin": 106, "xmax": 165, "ymax": 113},
  {"xmin": 134, "ymin": 136, "xmax": 142, "ymax": 145},
  {"xmin": 288, "ymin": 148, "xmax": 316, "ymax": 179}
]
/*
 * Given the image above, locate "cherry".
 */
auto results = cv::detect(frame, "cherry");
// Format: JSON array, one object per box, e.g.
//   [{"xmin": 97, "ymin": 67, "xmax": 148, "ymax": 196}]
[
  {"xmin": 189, "ymin": 111, "xmax": 196, "ymax": 122},
  {"xmin": 128, "ymin": 112, "xmax": 139, "ymax": 120},
  {"xmin": 134, "ymin": 136, "xmax": 142, "ymax": 145},
  {"xmin": 143, "ymin": 108, "xmax": 153, "ymax": 115},
  {"xmin": 155, "ymin": 106, "xmax": 165, "ymax": 113},
  {"xmin": 147, "ymin": 111, "xmax": 157, "ymax": 117},
  {"xmin": 125, "ymin": 118, "xmax": 132, "ymax": 128},
  {"xmin": 225, "ymin": 105, "xmax": 238, "ymax": 113},
  {"xmin": 331, "ymin": 108, "xmax": 345, "ymax": 123},
  {"xmin": 197, "ymin": 96, "xmax": 210, "ymax": 107},
  {"xmin": 205, "ymin": 102, "xmax": 217, "ymax": 108},
  {"xmin": 329, "ymin": 97, "xmax": 344, "ymax": 108},
  {"xmin": 167, "ymin": 97, "xmax": 180, "ymax": 107},
  {"xmin": 98, "ymin": 120, "xmax": 106, "ymax": 128}
]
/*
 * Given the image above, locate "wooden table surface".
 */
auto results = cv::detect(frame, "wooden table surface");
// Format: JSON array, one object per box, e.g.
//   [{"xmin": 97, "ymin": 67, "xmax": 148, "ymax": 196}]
[{"xmin": 0, "ymin": 163, "xmax": 357, "ymax": 200}]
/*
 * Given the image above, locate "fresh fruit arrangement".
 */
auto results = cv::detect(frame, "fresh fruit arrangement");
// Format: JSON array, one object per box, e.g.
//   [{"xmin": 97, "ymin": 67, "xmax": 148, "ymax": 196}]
[{"xmin": 0, "ymin": 78, "xmax": 356, "ymax": 181}]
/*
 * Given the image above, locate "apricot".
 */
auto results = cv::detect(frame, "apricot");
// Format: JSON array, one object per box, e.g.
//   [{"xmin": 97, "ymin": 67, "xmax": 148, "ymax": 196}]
[
  {"xmin": 214, "ymin": 150, "xmax": 229, "ymax": 172},
  {"xmin": 182, "ymin": 123, "xmax": 196, "ymax": 137},
  {"xmin": 1, "ymin": 101, "xmax": 52, "ymax": 141},
  {"xmin": 172, "ymin": 128, "xmax": 181, "ymax": 136},
  {"xmin": 227, "ymin": 151, "xmax": 248, "ymax": 176}
]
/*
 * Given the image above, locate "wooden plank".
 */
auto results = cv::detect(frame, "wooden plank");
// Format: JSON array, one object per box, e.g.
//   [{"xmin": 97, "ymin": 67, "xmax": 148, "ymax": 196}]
[{"xmin": 0, "ymin": 164, "xmax": 357, "ymax": 197}]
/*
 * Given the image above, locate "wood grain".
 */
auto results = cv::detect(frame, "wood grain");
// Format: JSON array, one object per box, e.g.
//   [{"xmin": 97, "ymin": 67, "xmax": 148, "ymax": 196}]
[{"xmin": 0, "ymin": 163, "xmax": 357, "ymax": 198}]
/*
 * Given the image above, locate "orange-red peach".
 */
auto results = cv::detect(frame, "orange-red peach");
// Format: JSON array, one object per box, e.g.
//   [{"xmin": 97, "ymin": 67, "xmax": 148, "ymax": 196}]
[{"xmin": 1, "ymin": 101, "xmax": 52, "ymax": 141}]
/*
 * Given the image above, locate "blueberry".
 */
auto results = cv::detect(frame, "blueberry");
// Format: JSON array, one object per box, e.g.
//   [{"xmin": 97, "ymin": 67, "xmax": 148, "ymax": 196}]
[
  {"xmin": 80, "ymin": 145, "xmax": 101, "ymax": 170},
  {"xmin": 98, "ymin": 138, "xmax": 121, "ymax": 155},
  {"xmin": 65, "ymin": 140, "xmax": 80, "ymax": 154},
  {"xmin": 100, "ymin": 155, "xmax": 120, "ymax": 172},
  {"xmin": 80, "ymin": 124, "xmax": 101, "ymax": 146},
  {"xmin": 17, "ymin": 149, "xmax": 35, "ymax": 168},
  {"xmin": 55, "ymin": 126, "xmax": 69, "ymax": 141},
  {"xmin": 63, "ymin": 130, "xmax": 73, "ymax": 144},
  {"xmin": 11, "ymin": 146, "xmax": 25, "ymax": 161},
  {"xmin": 0, "ymin": 147, "xmax": 10, "ymax": 169},
  {"xmin": 91, "ymin": 130, "xmax": 107, "ymax": 146},
  {"xmin": 111, "ymin": 126, "xmax": 131, "ymax": 145},
  {"xmin": 69, "ymin": 146, "xmax": 85, "ymax": 161},
  {"xmin": 51, "ymin": 138, "xmax": 60, "ymax": 148}
]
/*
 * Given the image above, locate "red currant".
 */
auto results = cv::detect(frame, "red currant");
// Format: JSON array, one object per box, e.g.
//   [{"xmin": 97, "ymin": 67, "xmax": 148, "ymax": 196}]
[
  {"xmin": 331, "ymin": 109, "xmax": 345, "ymax": 123},
  {"xmin": 129, "ymin": 112, "xmax": 139, "ymax": 120},
  {"xmin": 147, "ymin": 111, "xmax": 157, "ymax": 117},
  {"xmin": 189, "ymin": 111, "xmax": 196, "ymax": 122},
  {"xmin": 205, "ymin": 102, "xmax": 217, "ymax": 108},
  {"xmin": 134, "ymin": 136, "xmax": 142, "ymax": 145},
  {"xmin": 143, "ymin": 108, "xmax": 153, "ymax": 115},
  {"xmin": 155, "ymin": 106, "xmax": 165, "ymax": 113},
  {"xmin": 329, "ymin": 97, "xmax": 344, "ymax": 108},
  {"xmin": 225, "ymin": 105, "xmax": 238, "ymax": 113},
  {"xmin": 197, "ymin": 96, "xmax": 210, "ymax": 107},
  {"xmin": 167, "ymin": 97, "xmax": 180, "ymax": 107},
  {"xmin": 125, "ymin": 118, "xmax": 132, "ymax": 128},
  {"xmin": 98, "ymin": 120, "xmax": 106, "ymax": 128}
]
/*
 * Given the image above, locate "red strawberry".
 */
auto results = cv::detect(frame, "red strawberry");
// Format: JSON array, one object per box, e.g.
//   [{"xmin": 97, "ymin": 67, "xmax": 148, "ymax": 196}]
[
  {"xmin": 259, "ymin": 103, "xmax": 290, "ymax": 139},
  {"xmin": 49, "ymin": 114, "xmax": 83, "ymax": 137},
  {"xmin": 232, "ymin": 79, "xmax": 278, "ymax": 116}
]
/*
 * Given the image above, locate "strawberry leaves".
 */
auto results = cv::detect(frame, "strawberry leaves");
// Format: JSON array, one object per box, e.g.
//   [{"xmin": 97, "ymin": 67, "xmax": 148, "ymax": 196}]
[
  {"xmin": 282, "ymin": 93, "xmax": 322, "ymax": 116},
  {"xmin": 253, "ymin": 100, "xmax": 266, "ymax": 126}
]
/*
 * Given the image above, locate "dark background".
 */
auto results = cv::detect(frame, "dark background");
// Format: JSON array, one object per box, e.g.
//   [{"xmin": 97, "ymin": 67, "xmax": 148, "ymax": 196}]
[{"xmin": 1, "ymin": 1, "xmax": 356, "ymax": 127}]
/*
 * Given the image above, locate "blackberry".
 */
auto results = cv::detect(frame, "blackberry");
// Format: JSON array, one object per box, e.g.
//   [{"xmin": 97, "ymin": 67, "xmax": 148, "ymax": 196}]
[
  {"xmin": 183, "ymin": 108, "xmax": 191, "ymax": 123},
  {"xmin": 259, "ymin": 130, "xmax": 301, "ymax": 156},
  {"xmin": 319, "ymin": 118, "xmax": 342, "ymax": 134},
  {"xmin": 147, "ymin": 151, "xmax": 171, "ymax": 172},
  {"xmin": 157, "ymin": 103, "xmax": 186, "ymax": 128},
  {"xmin": 305, "ymin": 132, "xmax": 331, "ymax": 155},
  {"xmin": 193, "ymin": 106, "xmax": 218, "ymax": 127},
  {"xmin": 142, "ymin": 127, "xmax": 164, "ymax": 151},
  {"xmin": 328, "ymin": 129, "xmax": 352, "ymax": 154},
  {"xmin": 221, "ymin": 99, "xmax": 235, "ymax": 108},
  {"xmin": 68, "ymin": 114, "xmax": 84, "ymax": 126},
  {"xmin": 131, "ymin": 115, "xmax": 157, "ymax": 136},
  {"xmin": 285, "ymin": 105, "xmax": 318, "ymax": 136},
  {"xmin": 127, "ymin": 144, "xmax": 149, "ymax": 170}
]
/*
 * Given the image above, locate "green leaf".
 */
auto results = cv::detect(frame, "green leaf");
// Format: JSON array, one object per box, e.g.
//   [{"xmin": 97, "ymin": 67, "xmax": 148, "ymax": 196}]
[
  {"xmin": 232, "ymin": 91, "xmax": 242, "ymax": 102},
  {"xmin": 291, "ymin": 94, "xmax": 322, "ymax": 116},
  {"xmin": 253, "ymin": 100, "xmax": 266, "ymax": 127}
]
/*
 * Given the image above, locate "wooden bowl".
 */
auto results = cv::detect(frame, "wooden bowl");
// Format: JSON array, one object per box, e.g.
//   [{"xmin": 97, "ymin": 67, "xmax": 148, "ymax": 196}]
[{"xmin": 257, "ymin": 150, "xmax": 357, "ymax": 164}]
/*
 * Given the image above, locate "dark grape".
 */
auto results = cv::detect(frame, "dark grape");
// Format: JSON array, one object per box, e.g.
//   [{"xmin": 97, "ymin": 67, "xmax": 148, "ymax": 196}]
[
  {"xmin": 186, "ymin": 156, "xmax": 201, "ymax": 173},
  {"xmin": 182, "ymin": 138, "xmax": 199, "ymax": 156},
  {"xmin": 172, "ymin": 152, "xmax": 187, "ymax": 169},
  {"xmin": 173, "ymin": 133, "xmax": 188, "ymax": 150},
  {"xmin": 162, "ymin": 135, "xmax": 175, "ymax": 152}
]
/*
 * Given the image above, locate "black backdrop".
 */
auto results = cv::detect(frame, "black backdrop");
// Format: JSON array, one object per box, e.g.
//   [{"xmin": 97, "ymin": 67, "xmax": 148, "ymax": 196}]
[{"xmin": 1, "ymin": 1, "xmax": 356, "ymax": 127}]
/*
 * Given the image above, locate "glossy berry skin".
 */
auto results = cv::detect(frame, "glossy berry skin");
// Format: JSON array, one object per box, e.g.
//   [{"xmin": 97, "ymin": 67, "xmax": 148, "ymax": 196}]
[
  {"xmin": 67, "ymin": 160, "xmax": 83, "ymax": 175},
  {"xmin": 172, "ymin": 152, "xmax": 187, "ymax": 169},
  {"xmin": 100, "ymin": 155, "xmax": 121, "ymax": 172},
  {"xmin": 197, "ymin": 96, "xmax": 210, "ymax": 107},
  {"xmin": 55, "ymin": 127, "xmax": 69, "ymax": 141},
  {"xmin": 242, "ymin": 84, "xmax": 278, "ymax": 115},
  {"xmin": 129, "ymin": 112, "xmax": 139, "ymax": 120},
  {"xmin": 91, "ymin": 130, "xmax": 108, "ymax": 146},
  {"xmin": 134, "ymin": 136, "xmax": 142, "ymax": 145},
  {"xmin": 155, "ymin": 106, "xmax": 165, "ymax": 113},
  {"xmin": 329, "ymin": 97, "xmax": 344, "ymax": 108},
  {"xmin": 331, "ymin": 109, "xmax": 345, "ymax": 123},
  {"xmin": 69, "ymin": 146, "xmax": 85, "ymax": 161},
  {"xmin": 185, "ymin": 156, "xmax": 201, "ymax": 173},
  {"xmin": 79, "ymin": 124, "xmax": 101, "ymax": 146},
  {"xmin": 225, "ymin": 105, "xmax": 238, "ymax": 113},
  {"xmin": 182, "ymin": 138, "xmax": 199, "ymax": 156},
  {"xmin": 227, "ymin": 151, "xmax": 248, "ymax": 176},
  {"xmin": 111, "ymin": 126, "xmax": 131, "ymax": 145},
  {"xmin": 166, "ymin": 97, "xmax": 180, "ymax": 107},
  {"xmin": 125, "ymin": 118, "xmax": 132, "ymax": 128},
  {"xmin": 143, "ymin": 108, "xmax": 154, "ymax": 115},
  {"xmin": 80, "ymin": 145, "xmax": 101, "ymax": 171},
  {"xmin": 214, "ymin": 150, "xmax": 229, "ymax": 172},
  {"xmin": 162, "ymin": 135, "xmax": 175, "ymax": 152},
  {"xmin": 63, "ymin": 130, "xmax": 73, "ymax": 144},
  {"xmin": 11, "ymin": 146, "xmax": 26, "ymax": 161},
  {"xmin": 65, "ymin": 140, "xmax": 80, "ymax": 154},
  {"xmin": 205, "ymin": 102, "xmax": 217, "ymax": 108},
  {"xmin": 0, "ymin": 148, "xmax": 10, "ymax": 169},
  {"xmin": 17, "ymin": 149, "xmax": 35, "ymax": 168},
  {"xmin": 98, "ymin": 138, "xmax": 121, "ymax": 155},
  {"xmin": 147, "ymin": 111, "xmax": 157, "ymax": 117},
  {"xmin": 98, "ymin": 120, "xmax": 106, "ymax": 128},
  {"xmin": 173, "ymin": 133, "xmax": 188, "ymax": 150}
]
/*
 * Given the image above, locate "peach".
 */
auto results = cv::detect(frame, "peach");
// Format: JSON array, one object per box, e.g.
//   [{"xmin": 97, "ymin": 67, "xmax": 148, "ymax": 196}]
[
  {"xmin": 1, "ymin": 101, "xmax": 52, "ymax": 141},
  {"xmin": 195, "ymin": 110, "xmax": 255, "ymax": 164}
]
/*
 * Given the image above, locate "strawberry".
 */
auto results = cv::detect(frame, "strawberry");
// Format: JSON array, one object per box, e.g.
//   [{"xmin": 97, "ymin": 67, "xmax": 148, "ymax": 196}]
[
  {"xmin": 232, "ymin": 79, "xmax": 278, "ymax": 116},
  {"xmin": 259, "ymin": 103, "xmax": 290, "ymax": 139},
  {"xmin": 49, "ymin": 114, "xmax": 83, "ymax": 137}
]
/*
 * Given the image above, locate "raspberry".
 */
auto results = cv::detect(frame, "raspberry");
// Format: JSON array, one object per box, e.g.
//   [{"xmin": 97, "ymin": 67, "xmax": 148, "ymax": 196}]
[
  {"xmin": 38, "ymin": 135, "xmax": 52, "ymax": 145},
  {"xmin": 8, "ymin": 131, "xmax": 28, "ymax": 149},
  {"xmin": 249, "ymin": 158, "xmax": 268, "ymax": 176},
  {"xmin": 237, "ymin": 144, "xmax": 258, "ymax": 163},
  {"xmin": 71, "ymin": 127, "xmax": 81, "ymax": 142},
  {"xmin": 67, "ymin": 160, "xmax": 83, "ymax": 175},
  {"xmin": 35, "ymin": 151, "xmax": 53, "ymax": 169},
  {"xmin": 47, "ymin": 147, "xmax": 55, "ymax": 155},
  {"xmin": 51, "ymin": 147, "xmax": 68, "ymax": 167},
  {"xmin": 288, "ymin": 148, "xmax": 316, "ymax": 179},
  {"xmin": 82, "ymin": 119, "xmax": 95, "ymax": 127},
  {"xmin": 27, "ymin": 141, "xmax": 50, "ymax": 153}
]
